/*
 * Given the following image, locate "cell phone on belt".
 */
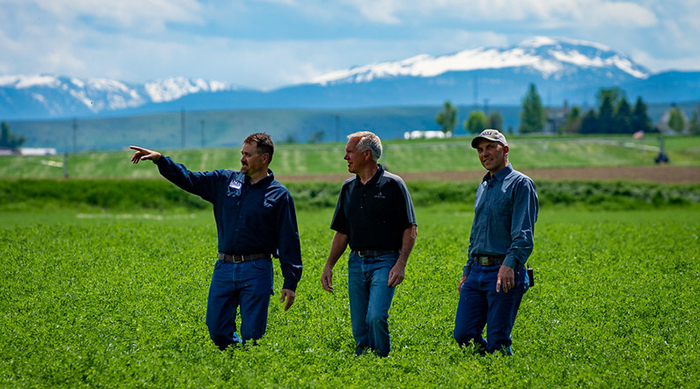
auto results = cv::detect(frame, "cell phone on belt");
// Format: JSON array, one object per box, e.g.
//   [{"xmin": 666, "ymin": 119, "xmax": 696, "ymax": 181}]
[{"xmin": 527, "ymin": 268, "xmax": 535, "ymax": 287}]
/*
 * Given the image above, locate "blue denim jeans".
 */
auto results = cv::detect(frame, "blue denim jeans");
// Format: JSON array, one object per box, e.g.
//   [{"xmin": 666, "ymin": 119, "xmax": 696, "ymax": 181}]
[
  {"xmin": 453, "ymin": 263, "xmax": 528, "ymax": 355},
  {"xmin": 206, "ymin": 258, "xmax": 273, "ymax": 350},
  {"xmin": 348, "ymin": 251, "xmax": 398, "ymax": 357}
]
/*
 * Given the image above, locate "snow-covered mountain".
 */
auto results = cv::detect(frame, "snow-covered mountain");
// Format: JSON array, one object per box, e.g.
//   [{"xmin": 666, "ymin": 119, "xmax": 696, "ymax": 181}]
[
  {"xmin": 311, "ymin": 37, "xmax": 650, "ymax": 85},
  {"xmin": 1, "ymin": 37, "xmax": 698, "ymax": 120},
  {"xmin": 0, "ymin": 75, "xmax": 237, "ymax": 118}
]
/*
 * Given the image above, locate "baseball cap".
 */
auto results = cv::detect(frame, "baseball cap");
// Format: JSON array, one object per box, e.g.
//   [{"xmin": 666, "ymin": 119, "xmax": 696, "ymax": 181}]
[{"xmin": 471, "ymin": 129, "xmax": 508, "ymax": 148}]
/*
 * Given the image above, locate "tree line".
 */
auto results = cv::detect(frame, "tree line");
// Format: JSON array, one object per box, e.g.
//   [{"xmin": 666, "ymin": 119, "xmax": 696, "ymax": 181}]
[{"xmin": 436, "ymin": 83, "xmax": 700, "ymax": 135}]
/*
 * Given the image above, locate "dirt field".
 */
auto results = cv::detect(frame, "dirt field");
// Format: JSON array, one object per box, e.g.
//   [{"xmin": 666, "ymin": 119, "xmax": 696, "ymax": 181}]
[{"xmin": 284, "ymin": 166, "xmax": 700, "ymax": 184}]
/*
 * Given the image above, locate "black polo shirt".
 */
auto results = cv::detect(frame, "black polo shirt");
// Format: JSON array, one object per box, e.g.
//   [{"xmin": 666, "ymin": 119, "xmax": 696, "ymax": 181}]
[{"xmin": 331, "ymin": 165, "xmax": 417, "ymax": 251}]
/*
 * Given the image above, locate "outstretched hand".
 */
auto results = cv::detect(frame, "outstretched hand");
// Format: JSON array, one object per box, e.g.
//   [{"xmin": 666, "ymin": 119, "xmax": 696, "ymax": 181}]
[{"xmin": 129, "ymin": 145, "xmax": 161, "ymax": 164}]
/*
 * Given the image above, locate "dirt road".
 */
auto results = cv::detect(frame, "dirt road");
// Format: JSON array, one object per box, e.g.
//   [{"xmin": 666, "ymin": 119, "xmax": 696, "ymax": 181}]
[{"xmin": 282, "ymin": 166, "xmax": 700, "ymax": 184}]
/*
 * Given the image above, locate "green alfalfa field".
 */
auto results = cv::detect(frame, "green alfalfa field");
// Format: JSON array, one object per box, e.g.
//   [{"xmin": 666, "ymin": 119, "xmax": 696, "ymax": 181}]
[{"xmin": 2, "ymin": 135, "xmax": 700, "ymax": 388}]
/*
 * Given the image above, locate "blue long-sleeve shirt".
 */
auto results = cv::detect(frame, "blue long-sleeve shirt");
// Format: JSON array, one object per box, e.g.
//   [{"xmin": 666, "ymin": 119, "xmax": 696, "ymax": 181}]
[
  {"xmin": 156, "ymin": 156, "xmax": 303, "ymax": 291},
  {"xmin": 464, "ymin": 164, "xmax": 538, "ymax": 277}
]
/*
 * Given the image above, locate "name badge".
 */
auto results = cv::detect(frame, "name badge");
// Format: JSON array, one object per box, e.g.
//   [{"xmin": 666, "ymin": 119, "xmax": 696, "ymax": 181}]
[{"xmin": 227, "ymin": 180, "xmax": 243, "ymax": 196}]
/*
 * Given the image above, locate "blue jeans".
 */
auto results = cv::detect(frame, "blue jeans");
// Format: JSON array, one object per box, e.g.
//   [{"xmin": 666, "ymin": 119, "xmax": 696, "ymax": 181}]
[
  {"xmin": 348, "ymin": 251, "xmax": 398, "ymax": 357},
  {"xmin": 453, "ymin": 263, "xmax": 528, "ymax": 355},
  {"xmin": 206, "ymin": 259, "xmax": 273, "ymax": 350}
]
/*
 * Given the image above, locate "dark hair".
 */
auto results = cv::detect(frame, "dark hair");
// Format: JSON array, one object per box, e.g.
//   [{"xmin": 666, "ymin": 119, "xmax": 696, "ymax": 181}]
[{"xmin": 244, "ymin": 133, "xmax": 274, "ymax": 162}]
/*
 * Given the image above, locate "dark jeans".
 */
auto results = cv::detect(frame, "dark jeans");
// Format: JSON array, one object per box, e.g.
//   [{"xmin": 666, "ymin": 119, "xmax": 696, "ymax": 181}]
[
  {"xmin": 348, "ymin": 251, "xmax": 398, "ymax": 357},
  {"xmin": 453, "ymin": 263, "xmax": 528, "ymax": 355},
  {"xmin": 206, "ymin": 259, "xmax": 273, "ymax": 350}
]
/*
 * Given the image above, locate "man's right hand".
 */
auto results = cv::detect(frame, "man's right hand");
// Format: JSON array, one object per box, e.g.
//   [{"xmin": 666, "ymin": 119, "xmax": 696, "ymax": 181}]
[
  {"xmin": 457, "ymin": 276, "xmax": 467, "ymax": 292},
  {"xmin": 321, "ymin": 266, "xmax": 334, "ymax": 293},
  {"xmin": 129, "ymin": 145, "xmax": 161, "ymax": 164}
]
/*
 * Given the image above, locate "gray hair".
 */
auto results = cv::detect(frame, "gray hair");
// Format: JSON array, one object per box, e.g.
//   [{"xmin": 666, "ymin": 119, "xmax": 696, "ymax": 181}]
[{"xmin": 348, "ymin": 131, "xmax": 382, "ymax": 162}]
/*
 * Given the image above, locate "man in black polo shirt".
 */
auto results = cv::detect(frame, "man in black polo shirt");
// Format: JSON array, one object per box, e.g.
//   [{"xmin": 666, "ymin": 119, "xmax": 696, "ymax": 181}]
[{"xmin": 321, "ymin": 131, "xmax": 417, "ymax": 357}]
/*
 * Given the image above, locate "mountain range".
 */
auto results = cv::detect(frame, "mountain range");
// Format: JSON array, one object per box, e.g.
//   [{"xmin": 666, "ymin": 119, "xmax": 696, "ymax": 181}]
[{"xmin": 2, "ymin": 36, "xmax": 699, "ymax": 121}]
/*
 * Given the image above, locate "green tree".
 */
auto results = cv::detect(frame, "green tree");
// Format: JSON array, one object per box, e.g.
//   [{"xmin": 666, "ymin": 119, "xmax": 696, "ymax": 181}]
[
  {"xmin": 580, "ymin": 109, "xmax": 598, "ymax": 134},
  {"xmin": 615, "ymin": 97, "xmax": 633, "ymax": 134},
  {"xmin": 668, "ymin": 107, "xmax": 685, "ymax": 133},
  {"xmin": 0, "ymin": 121, "xmax": 27, "ymax": 149},
  {"xmin": 308, "ymin": 129, "xmax": 325, "ymax": 143},
  {"xmin": 596, "ymin": 87, "xmax": 625, "ymax": 108},
  {"xmin": 597, "ymin": 94, "xmax": 615, "ymax": 134},
  {"xmin": 435, "ymin": 101, "xmax": 457, "ymax": 134},
  {"xmin": 465, "ymin": 110, "xmax": 488, "ymax": 134},
  {"xmin": 487, "ymin": 111, "xmax": 504, "ymax": 131},
  {"xmin": 559, "ymin": 106, "xmax": 582, "ymax": 134},
  {"xmin": 519, "ymin": 83, "xmax": 546, "ymax": 133},
  {"xmin": 689, "ymin": 110, "xmax": 700, "ymax": 135},
  {"xmin": 631, "ymin": 97, "xmax": 653, "ymax": 133}
]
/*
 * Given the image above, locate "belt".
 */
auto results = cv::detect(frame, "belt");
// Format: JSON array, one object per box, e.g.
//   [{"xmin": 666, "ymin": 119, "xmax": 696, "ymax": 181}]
[
  {"xmin": 218, "ymin": 253, "xmax": 271, "ymax": 263},
  {"xmin": 355, "ymin": 250, "xmax": 400, "ymax": 258},
  {"xmin": 473, "ymin": 255, "xmax": 506, "ymax": 266}
]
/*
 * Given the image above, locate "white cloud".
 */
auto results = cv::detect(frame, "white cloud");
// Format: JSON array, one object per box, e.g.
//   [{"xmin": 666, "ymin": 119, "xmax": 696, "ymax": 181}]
[
  {"xmin": 0, "ymin": 0, "xmax": 698, "ymax": 89},
  {"xmin": 23, "ymin": 0, "xmax": 203, "ymax": 31}
]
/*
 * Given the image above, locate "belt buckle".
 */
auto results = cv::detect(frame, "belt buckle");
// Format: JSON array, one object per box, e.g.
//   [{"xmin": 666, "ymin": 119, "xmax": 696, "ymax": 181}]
[{"xmin": 476, "ymin": 256, "xmax": 490, "ymax": 266}]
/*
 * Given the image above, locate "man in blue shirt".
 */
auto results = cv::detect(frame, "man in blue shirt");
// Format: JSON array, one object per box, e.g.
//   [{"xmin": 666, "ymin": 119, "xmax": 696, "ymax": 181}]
[
  {"xmin": 129, "ymin": 133, "xmax": 302, "ymax": 350},
  {"xmin": 453, "ymin": 129, "xmax": 538, "ymax": 355},
  {"xmin": 321, "ymin": 131, "xmax": 417, "ymax": 357}
]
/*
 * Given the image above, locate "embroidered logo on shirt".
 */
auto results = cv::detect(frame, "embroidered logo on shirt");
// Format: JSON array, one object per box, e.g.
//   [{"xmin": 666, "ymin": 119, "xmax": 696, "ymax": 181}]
[
  {"xmin": 374, "ymin": 191, "xmax": 386, "ymax": 199},
  {"xmin": 227, "ymin": 179, "xmax": 243, "ymax": 197}
]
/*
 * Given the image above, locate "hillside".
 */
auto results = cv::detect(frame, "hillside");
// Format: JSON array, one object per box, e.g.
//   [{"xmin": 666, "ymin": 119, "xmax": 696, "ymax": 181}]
[
  {"xmin": 5, "ymin": 101, "xmax": 697, "ymax": 153},
  {"xmin": 1, "ymin": 135, "xmax": 699, "ymax": 181}
]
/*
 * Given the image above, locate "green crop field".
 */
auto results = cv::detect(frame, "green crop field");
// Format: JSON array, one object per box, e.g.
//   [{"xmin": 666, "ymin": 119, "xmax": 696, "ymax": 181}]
[
  {"xmin": 1, "ymin": 205, "xmax": 699, "ymax": 388},
  {"xmin": 2, "ymin": 135, "xmax": 700, "ymax": 387},
  {"xmin": 1, "ymin": 135, "xmax": 699, "ymax": 179}
]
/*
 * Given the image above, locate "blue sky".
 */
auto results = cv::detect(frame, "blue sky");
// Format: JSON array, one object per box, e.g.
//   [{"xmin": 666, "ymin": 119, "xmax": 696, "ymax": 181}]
[{"xmin": 1, "ymin": 0, "xmax": 699, "ymax": 90}]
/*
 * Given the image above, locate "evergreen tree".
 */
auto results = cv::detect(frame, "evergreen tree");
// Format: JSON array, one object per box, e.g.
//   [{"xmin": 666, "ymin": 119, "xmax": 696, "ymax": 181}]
[
  {"xmin": 596, "ymin": 87, "xmax": 624, "ymax": 108},
  {"xmin": 487, "ymin": 111, "xmax": 504, "ymax": 131},
  {"xmin": 615, "ymin": 97, "xmax": 633, "ymax": 134},
  {"xmin": 597, "ymin": 94, "xmax": 615, "ymax": 134},
  {"xmin": 631, "ymin": 97, "xmax": 653, "ymax": 133},
  {"xmin": 0, "ymin": 122, "xmax": 27, "ymax": 149},
  {"xmin": 435, "ymin": 101, "xmax": 457, "ymax": 134},
  {"xmin": 580, "ymin": 109, "xmax": 598, "ymax": 134},
  {"xmin": 465, "ymin": 110, "xmax": 488, "ymax": 134},
  {"xmin": 690, "ymin": 110, "xmax": 700, "ymax": 135},
  {"xmin": 519, "ymin": 83, "xmax": 546, "ymax": 133},
  {"xmin": 559, "ymin": 106, "xmax": 582, "ymax": 134}
]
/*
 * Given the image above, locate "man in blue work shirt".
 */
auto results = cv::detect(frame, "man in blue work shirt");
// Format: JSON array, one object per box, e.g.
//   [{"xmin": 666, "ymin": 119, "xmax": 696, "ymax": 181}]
[
  {"xmin": 321, "ymin": 131, "xmax": 417, "ymax": 357},
  {"xmin": 453, "ymin": 129, "xmax": 538, "ymax": 355},
  {"xmin": 129, "ymin": 133, "xmax": 302, "ymax": 350}
]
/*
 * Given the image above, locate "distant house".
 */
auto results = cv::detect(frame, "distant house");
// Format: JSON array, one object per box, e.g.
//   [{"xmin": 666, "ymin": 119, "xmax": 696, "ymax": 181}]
[
  {"xmin": 404, "ymin": 130, "xmax": 452, "ymax": 140},
  {"xmin": 545, "ymin": 101, "xmax": 569, "ymax": 134},
  {"xmin": 0, "ymin": 147, "xmax": 18, "ymax": 156},
  {"xmin": 18, "ymin": 148, "xmax": 58, "ymax": 156},
  {"xmin": 656, "ymin": 104, "xmax": 690, "ymax": 135}
]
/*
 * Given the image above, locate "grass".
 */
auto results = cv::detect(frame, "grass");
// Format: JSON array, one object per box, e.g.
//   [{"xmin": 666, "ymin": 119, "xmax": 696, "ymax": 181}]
[
  {"xmin": 1, "ymin": 207, "xmax": 699, "ymax": 388},
  {"xmin": 1, "ymin": 135, "xmax": 699, "ymax": 179}
]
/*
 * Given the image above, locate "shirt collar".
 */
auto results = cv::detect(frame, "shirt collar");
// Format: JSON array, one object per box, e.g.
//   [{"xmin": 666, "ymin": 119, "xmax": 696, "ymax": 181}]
[
  {"xmin": 355, "ymin": 164, "xmax": 384, "ymax": 187},
  {"xmin": 483, "ymin": 164, "xmax": 513, "ymax": 183},
  {"xmin": 245, "ymin": 169, "xmax": 275, "ymax": 186}
]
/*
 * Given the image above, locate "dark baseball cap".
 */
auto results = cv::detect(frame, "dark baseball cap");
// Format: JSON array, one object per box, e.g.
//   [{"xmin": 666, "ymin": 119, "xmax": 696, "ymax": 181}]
[{"xmin": 471, "ymin": 129, "xmax": 508, "ymax": 148}]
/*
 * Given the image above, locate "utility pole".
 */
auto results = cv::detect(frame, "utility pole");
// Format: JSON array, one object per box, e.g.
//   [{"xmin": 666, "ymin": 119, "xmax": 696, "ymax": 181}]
[
  {"xmin": 335, "ymin": 114, "xmax": 340, "ymax": 143},
  {"xmin": 181, "ymin": 109, "xmax": 186, "ymax": 149},
  {"xmin": 200, "ymin": 119, "xmax": 205, "ymax": 148},
  {"xmin": 72, "ymin": 118, "xmax": 77, "ymax": 153}
]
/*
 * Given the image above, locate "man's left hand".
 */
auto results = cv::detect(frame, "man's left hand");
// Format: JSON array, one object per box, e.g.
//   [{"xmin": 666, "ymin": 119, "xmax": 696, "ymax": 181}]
[
  {"xmin": 496, "ymin": 265, "xmax": 515, "ymax": 293},
  {"xmin": 387, "ymin": 262, "xmax": 406, "ymax": 287},
  {"xmin": 280, "ymin": 289, "xmax": 296, "ymax": 311}
]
